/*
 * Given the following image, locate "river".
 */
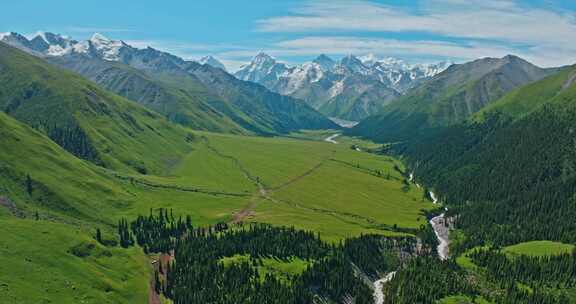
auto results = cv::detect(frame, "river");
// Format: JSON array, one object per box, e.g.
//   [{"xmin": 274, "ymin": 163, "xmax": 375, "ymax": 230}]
[
  {"xmin": 373, "ymin": 272, "xmax": 396, "ymax": 304},
  {"xmin": 324, "ymin": 134, "xmax": 340, "ymax": 144},
  {"xmin": 430, "ymin": 213, "xmax": 450, "ymax": 260}
]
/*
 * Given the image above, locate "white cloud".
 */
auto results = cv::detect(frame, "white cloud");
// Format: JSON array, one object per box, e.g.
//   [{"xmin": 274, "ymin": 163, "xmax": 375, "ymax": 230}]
[
  {"xmin": 66, "ymin": 26, "xmax": 135, "ymax": 34},
  {"xmin": 255, "ymin": 0, "xmax": 576, "ymax": 66}
]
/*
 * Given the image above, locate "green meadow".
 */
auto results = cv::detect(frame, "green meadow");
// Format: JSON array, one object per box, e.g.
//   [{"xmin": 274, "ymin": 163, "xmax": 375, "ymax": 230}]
[
  {"xmin": 503, "ymin": 241, "xmax": 575, "ymax": 257},
  {"xmin": 220, "ymin": 254, "xmax": 311, "ymax": 283},
  {"xmin": 0, "ymin": 113, "xmax": 435, "ymax": 303}
]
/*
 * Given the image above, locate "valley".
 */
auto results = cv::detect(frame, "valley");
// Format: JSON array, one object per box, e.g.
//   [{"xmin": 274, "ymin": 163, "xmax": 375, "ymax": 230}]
[
  {"xmin": 2, "ymin": 4, "xmax": 576, "ymax": 302},
  {"xmin": 0, "ymin": 118, "xmax": 436, "ymax": 302}
]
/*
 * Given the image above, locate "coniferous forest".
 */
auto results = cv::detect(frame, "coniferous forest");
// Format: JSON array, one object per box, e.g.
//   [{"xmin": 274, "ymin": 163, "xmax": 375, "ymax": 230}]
[{"xmin": 119, "ymin": 209, "xmax": 421, "ymax": 304}]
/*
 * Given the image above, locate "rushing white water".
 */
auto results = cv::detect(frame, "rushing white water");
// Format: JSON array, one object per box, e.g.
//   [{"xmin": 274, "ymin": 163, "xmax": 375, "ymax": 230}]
[
  {"xmin": 430, "ymin": 214, "xmax": 450, "ymax": 260},
  {"xmin": 324, "ymin": 134, "xmax": 340, "ymax": 144},
  {"xmin": 373, "ymin": 271, "xmax": 396, "ymax": 304},
  {"xmin": 429, "ymin": 191, "xmax": 438, "ymax": 204}
]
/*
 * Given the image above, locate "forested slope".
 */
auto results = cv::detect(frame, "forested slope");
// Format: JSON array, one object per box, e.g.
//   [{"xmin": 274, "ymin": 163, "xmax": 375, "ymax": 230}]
[
  {"xmin": 0, "ymin": 42, "xmax": 192, "ymax": 174},
  {"xmin": 394, "ymin": 65, "xmax": 576, "ymax": 249}
]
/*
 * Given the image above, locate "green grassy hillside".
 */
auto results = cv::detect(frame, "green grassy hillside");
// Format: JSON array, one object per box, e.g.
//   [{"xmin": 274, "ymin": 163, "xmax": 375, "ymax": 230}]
[
  {"xmin": 503, "ymin": 241, "xmax": 575, "ymax": 257},
  {"xmin": 0, "ymin": 42, "xmax": 192, "ymax": 174},
  {"xmin": 46, "ymin": 45, "xmax": 338, "ymax": 135},
  {"xmin": 396, "ymin": 65, "xmax": 576, "ymax": 248},
  {"xmin": 349, "ymin": 55, "xmax": 555, "ymax": 143},
  {"xmin": 0, "ymin": 102, "xmax": 434, "ymax": 302},
  {"xmin": 476, "ymin": 64, "xmax": 576, "ymax": 120},
  {"xmin": 48, "ymin": 55, "xmax": 247, "ymax": 133}
]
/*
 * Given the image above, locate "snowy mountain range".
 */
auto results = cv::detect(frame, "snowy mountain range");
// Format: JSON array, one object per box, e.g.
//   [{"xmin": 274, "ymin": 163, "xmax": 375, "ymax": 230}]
[
  {"xmin": 0, "ymin": 31, "xmax": 227, "ymax": 69},
  {"xmin": 0, "ymin": 31, "xmax": 336, "ymax": 134},
  {"xmin": 0, "ymin": 31, "xmax": 451, "ymax": 120},
  {"xmin": 234, "ymin": 53, "xmax": 452, "ymax": 120}
]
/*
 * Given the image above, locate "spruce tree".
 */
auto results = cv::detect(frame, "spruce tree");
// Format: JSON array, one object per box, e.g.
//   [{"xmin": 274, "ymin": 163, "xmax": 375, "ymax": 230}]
[
  {"xmin": 25, "ymin": 174, "xmax": 33, "ymax": 195},
  {"xmin": 96, "ymin": 228, "xmax": 102, "ymax": 244}
]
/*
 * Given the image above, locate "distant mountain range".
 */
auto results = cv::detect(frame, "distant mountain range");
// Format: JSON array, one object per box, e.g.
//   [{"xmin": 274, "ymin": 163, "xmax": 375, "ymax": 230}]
[
  {"xmin": 235, "ymin": 52, "xmax": 451, "ymax": 120},
  {"xmin": 0, "ymin": 32, "xmax": 336, "ymax": 134},
  {"xmin": 349, "ymin": 54, "xmax": 558, "ymax": 142},
  {"xmin": 0, "ymin": 42, "xmax": 191, "ymax": 174}
]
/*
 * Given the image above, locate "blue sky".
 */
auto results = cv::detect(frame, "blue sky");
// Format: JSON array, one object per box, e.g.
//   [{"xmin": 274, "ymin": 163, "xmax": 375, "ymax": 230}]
[{"xmin": 2, "ymin": 0, "xmax": 576, "ymax": 70}]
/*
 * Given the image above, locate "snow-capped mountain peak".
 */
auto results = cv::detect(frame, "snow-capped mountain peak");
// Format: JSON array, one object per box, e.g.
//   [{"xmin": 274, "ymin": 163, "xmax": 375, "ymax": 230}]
[
  {"xmin": 90, "ymin": 33, "xmax": 111, "ymax": 44},
  {"xmin": 359, "ymin": 53, "xmax": 379, "ymax": 66},
  {"xmin": 336, "ymin": 54, "xmax": 371, "ymax": 75},
  {"xmin": 235, "ymin": 52, "xmax": 290, "ymax": 83},
  {"xmin": 313, "ymin": 54, "xmax": 335, "ymax": 71},
  {"xmin": 233, "ymin": 52, "xmax": 452, "ymax": 120},
  {"xmin": 199, "ymin": 55, "xmax": 227, "ymax": 71},
  {"xmin": 88, "ymin": 33, "xmax": 124, "ymax": 61},
  {"xmin": 252, "ymin": 52, "xmax": 276, "ymax": 66}
]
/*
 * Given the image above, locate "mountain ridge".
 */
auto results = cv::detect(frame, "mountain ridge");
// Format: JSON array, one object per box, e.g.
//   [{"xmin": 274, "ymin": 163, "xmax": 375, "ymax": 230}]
[
  {"xmin": 235, "ymin": 52, "xmax": 450, "ymax": 120},
  {"xmin": 1, "ymin": 32, "xmax": 338, "ymax": 134},
  {"xmin": 349, "ymin": 54, "xmax": 558, "ymax": 142}
]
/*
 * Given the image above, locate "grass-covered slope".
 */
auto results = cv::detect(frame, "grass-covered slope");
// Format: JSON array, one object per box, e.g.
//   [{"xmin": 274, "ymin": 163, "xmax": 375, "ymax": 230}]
[
  {"xmin": 396, "ymin": 65, "xmax": 576, "ymax": 248},
  {"xmin": 48, "ymin": 55, "xmax": 247, "ymax": 133},
  {"xmin": 349, "ymin": 55, "xmax": 555, "ymax": 142},
  {"xmin": 185, "ymin": 62, "xmax": 339, "ymax": 134},
  {"xmin": 0, "ymin": 218, "xmax": 149, "ymax": 304},
  {"xmin": 0, "ymin": 109, "xmax": 433, "ymax": 301},
  {"xmin": 318, "ymin": 76, "xmax": 400, "ymax": 121},
  {"xmin": 45, "ymin": 43, "xmax": 338, "ymax": 135},
  {"xmin": 0, "ymin": 42, "xmax": 191, "ymax": 174},
  {"xmin": 0, "ymin": 112, "xmax": 152, "ymax": 303}
]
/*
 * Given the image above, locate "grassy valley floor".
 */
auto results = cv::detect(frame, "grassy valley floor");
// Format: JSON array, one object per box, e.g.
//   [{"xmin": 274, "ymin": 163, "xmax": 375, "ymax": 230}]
[{"xmin": 0, "ymin": 127, "xmax": 434, "ymax": 303}]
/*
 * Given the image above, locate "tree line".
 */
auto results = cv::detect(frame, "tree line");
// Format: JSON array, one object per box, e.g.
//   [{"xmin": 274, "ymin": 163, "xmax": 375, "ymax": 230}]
[{"xmin": 118, "ymin": 208, "xmax": 420, "ymax": 304}]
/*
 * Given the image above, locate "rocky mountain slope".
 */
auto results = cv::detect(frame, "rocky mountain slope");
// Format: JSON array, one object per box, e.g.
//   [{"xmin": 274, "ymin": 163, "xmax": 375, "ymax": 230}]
[
  {"xmin": 1, "ymin": 32, "xmax": 337, "ymax": 134},
  {"xmin": 349, "ymin": 55, "xmax": 557, "ymax": 142},
  {"xmin": 0, "ymin": 42, "xmax": 192, "ymax": 174},
  {"xmin": 235, "ymin": 52, "xmax": 450, "ymax": 120}
]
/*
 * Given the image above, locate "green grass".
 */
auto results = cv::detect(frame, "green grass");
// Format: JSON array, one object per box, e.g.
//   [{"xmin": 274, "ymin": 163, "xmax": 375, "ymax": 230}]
[
  {"xmin": 220, "ymin": 254, "xmax": 311, "ymax": 283},
  {"xmin": 438, "ymin": 295, "xmax": 492, "ymax": 304},
  {"xmin": 0, "ymin": 43, "xmax": 193, "ymax": 175},
  {"xmin": 0, "ymin": 218, "xmax": 149, "ymax": 304},
  {"xmin": 476, "ymin": 65, "xmax": 576, "ymax": 121},
  {"xmin": 190, "ymin": 131, "xmax": 433, "ymax": 241},
  {"xmin": 0, "ymin": 112, "xmax": 434, "ymax": 301},
  {"xmin": 503, "ymin": 241, "xmax": 575, "ymax": 257}
]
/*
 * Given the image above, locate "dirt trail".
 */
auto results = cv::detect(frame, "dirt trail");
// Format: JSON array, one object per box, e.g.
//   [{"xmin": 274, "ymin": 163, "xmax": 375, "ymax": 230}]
[
  {"xmin": 148, "ymin": 280, "xmax": 161, "ymax": 304},
  {"xmin": 270, "ymin": 151, "xmax": 334, "ymax": 191},
  {"xmin": 202, "ymin": 137, "xmax": 268, "ymax": 223},
  {"xmin": 113, "ymin": 173, "xmax": 250, "ymax": 197},
  {"xmin": 202, "ymin": 136, "xmax": 335, "ymax": 223}
]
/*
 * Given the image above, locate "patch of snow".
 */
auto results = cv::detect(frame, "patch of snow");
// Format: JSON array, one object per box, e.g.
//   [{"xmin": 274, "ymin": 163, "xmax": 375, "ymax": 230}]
[
  {"xmin": 199, "ymin": 55, "xmax": 226, "ymax": 71},
  {"xmin": 0, "ymin": 32, "xmax": 9, "ymax": 40},
  {"xmin": 329, "ymin": 117, "xmax": 358, "ymax": 128},
  {"xmin": 89, "ymin": 33, "xmax": 123, "ymax": 61},
  {"xmin": 46, "ymin": 45, "xmax": 68, "ymax": 56},
  {"xmin": 328, "ymin": 79, "xmax": 345, "ymax": 98},
  {"xmin": 72, "ymin": 40, "xmax": 90, "ymax": 53}
]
